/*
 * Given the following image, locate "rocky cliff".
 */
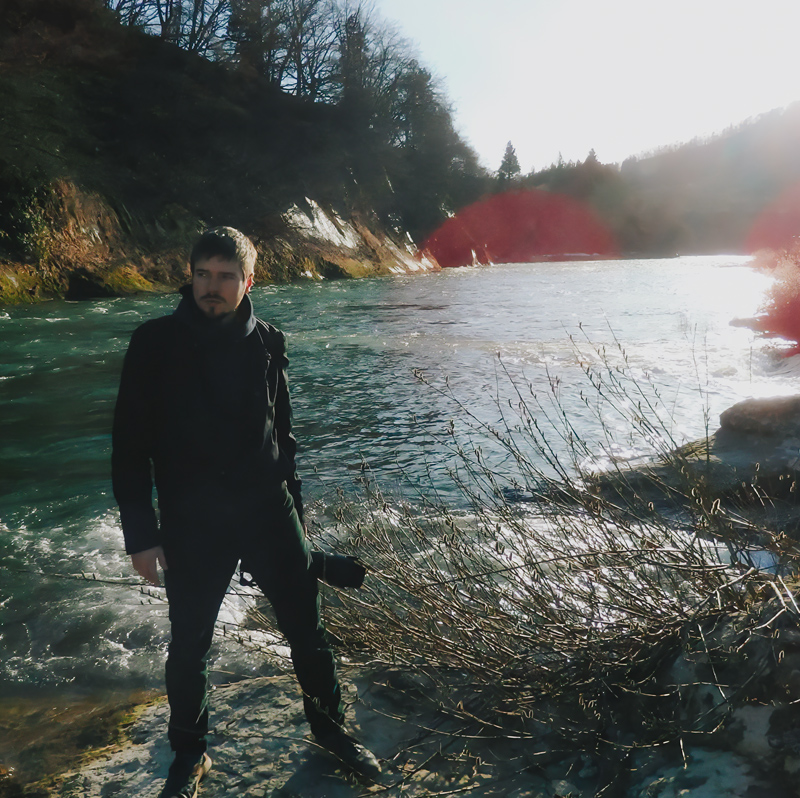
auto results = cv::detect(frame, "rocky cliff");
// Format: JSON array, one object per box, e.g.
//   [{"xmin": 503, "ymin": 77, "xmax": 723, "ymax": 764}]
[{"xmin": 0, "ymin": 1, "xmax": 438, "ymax": 304}]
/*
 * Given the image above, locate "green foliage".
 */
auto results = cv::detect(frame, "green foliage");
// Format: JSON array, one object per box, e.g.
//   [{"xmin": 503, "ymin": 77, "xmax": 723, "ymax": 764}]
[
  {"xmin": 0, "ymin": 268, "xmax": 42, "ymax": 303},
  {"xmin": 0, "ymin": 167, "xmax": 54, "ymax": 263},
  {"xmin": 497, "ymin": 140, "xmax": 520, "ymax": 183},
  {"xmin": 100, "ymin": 265, "xmax": 155, "ymax": 293}
]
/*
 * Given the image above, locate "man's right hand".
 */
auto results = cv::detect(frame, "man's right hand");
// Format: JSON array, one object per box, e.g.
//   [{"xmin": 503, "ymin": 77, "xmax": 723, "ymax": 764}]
[{"xmin": 130, "ymin": 546, "xmax": 168, "ymax": 586}]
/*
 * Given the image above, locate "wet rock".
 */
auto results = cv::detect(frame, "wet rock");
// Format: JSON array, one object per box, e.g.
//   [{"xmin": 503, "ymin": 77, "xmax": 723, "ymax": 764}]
[
  {"xmin": 65, "ymin": 268, "xmax": 118, "ymax": 300},
  {"xmin": 728, "ymin": 705, "xmax": 774, "ymax": 759},
  {"xmin": 632, "ymin": 749, "xmax": 765, "ymax": 797},
  {"xmin": 551, "ymin": 779, "xmax": 581, "ymax": 797},
  {"xmin": 32, "ymin": 628, "xmax": 800, "ymax": 798},
  {"xmin": 577, "ymin": 752, "xmax": 598, "ymax": 779},
  {"xmin": 505, "ymin": 785, "xmax": 549, "ymax": 798},
  {"xmin": 591, "ymin": 395, "xmax": 800, "ymax": 521},
  {"xmin": 767, "ymin": 705, "xmax": 800, "ymax": 754},
  {"xmin": 719, "ymin": 396, "xmax": 800, "ymax": 438}
]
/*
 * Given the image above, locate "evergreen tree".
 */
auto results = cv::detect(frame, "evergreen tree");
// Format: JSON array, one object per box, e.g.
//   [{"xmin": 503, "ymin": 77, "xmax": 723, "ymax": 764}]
[
  {"xmin": 497, "ymin": 140, "xmax": 520, "ymax": 183},
  {"xmin": 336, "ymin": 10, "xmax": 371, "ymax": 114},
  {"xmin": 386, "ymin": 62, "xmax": 485, "ymax": 240},
  {"xmin": 283, "ymin": 0, "xmax": 338, "ymax": 99}
]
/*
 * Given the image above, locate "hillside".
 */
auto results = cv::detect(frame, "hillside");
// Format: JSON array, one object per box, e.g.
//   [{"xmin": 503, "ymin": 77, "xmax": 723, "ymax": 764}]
[
  {"xmin": 524, "ymin": 105, "xmax": 800, "ymax": 257},
  {"xmin": 6, "ymin": 2, "xmax": 800, "ymax": 300},
  {"xmin": 0, "ymin": 0, "xmax": 464, "ymax": 302}
]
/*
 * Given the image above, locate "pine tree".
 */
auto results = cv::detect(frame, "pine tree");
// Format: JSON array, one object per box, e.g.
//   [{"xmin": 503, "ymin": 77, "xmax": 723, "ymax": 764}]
[{"xmin": 497, "ymin": 141, "xmax": 520, "ymax": 183}]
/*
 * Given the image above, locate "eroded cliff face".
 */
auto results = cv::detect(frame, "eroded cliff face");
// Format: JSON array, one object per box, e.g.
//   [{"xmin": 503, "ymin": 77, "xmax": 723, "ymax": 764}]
[
  {"xmin": 0, "ymin": 2, "xmax": 440, "ymax": 304},
  {"xmin": 257, "ymin": 199, "xmax": 438, "ymax": 284},
  {"xmin": 0, "ymin": 181, "xmax": 437, "ymax": 303},
  {"xmin": 1, "ymin": 180, "xmax": 164, "ymax": 302}
]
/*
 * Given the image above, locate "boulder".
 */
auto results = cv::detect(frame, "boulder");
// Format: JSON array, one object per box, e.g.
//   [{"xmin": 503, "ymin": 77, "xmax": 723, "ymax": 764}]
[
  {"xmin": 590, "ymin": 395, "xmax": 800, "ymax": 517},
  {"xmin": 719, "ymin": 395, "xmax": 800, "ymax": 438}
]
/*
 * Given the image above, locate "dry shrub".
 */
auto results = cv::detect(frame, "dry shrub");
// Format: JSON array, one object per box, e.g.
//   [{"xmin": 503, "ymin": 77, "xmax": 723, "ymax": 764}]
[{"xmin": 300, "ymin": 343, "xmax": 791, "ymax": 753}]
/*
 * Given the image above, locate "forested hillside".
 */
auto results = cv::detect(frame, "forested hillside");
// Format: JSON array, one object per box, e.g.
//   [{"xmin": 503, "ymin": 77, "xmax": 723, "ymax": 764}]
[
  {"xmin": 0, "ymin": 0, "xmax": 488, "ymax": 300},
  {"xmin": 519, "ymin": 104, "xmax": 800, "ymax": 256}
]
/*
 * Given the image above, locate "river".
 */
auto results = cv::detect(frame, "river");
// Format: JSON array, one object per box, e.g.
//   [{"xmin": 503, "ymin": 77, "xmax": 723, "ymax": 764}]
[{"xmin": 0, "ymin": 256, "xmax": 795, "ymax": 694}]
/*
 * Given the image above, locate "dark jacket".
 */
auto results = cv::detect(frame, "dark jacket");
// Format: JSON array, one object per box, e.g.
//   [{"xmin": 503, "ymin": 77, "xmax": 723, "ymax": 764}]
[{"xmin": 112, "ymin": 287, "xmax": 303, "ymax": 555}]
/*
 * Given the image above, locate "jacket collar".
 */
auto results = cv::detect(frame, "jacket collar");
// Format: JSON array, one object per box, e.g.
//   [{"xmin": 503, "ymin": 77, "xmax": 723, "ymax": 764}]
[{"xmin": 174, "ymin": 284, "xmax": 257, "ymax": 342}]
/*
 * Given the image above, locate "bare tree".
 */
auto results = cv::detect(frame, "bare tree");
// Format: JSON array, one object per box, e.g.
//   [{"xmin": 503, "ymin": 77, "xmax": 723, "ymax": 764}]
[
  {"xmin": 333, "ymin": 3, "xmax": 412, "ymax": 115},
  {"xmin": 108, "ymin": 0, "xmax": 229, "ymax": 53},
  {"xmin": 153, "ymin": 0, "xmax": 181, "ymax": 40},
  {"xmin": 182, "ymin": 0, "xmax": 230, "ymax": 52},
  {"xmin": 281, "ymin": 0, "xmax": 338, "ymax": 99},
  {"xmin": 104, "ymin": 0, "xmax": 159, "ymax": 27}
]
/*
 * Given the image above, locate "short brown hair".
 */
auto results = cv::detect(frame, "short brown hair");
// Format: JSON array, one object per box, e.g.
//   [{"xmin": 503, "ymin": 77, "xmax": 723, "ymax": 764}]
[{"xmin": 190, "ymin": 226, "xmax": 257, "ymax": 280}]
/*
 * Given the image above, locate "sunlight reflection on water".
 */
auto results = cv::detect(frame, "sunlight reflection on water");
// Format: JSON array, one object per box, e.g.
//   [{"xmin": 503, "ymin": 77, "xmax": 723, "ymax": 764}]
[{"xmin": 0, "ymin": 255, "xmax": 794, "ymax": 690}]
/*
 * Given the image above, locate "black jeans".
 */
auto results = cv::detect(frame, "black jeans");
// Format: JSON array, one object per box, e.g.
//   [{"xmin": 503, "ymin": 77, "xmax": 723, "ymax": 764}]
[{"xmin": 161, "ymin": 483, "xmax": 344, "ymax": 754}]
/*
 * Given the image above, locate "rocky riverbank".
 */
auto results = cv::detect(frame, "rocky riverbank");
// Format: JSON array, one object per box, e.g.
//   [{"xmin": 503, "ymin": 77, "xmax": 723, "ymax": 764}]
[
  {"xmin": 0, "ymin": 1, "xmax": 449, "ymax": 305},
  {"xmin": 16, "ymin": 617, "xmax": 800, "ymax": 798},
  {"xmin": 592, "ymin": 394, "xmax": 800, "ymax": 537},
  {"xmin": 9, "ymin": 396, "xmax": 800, "ymax": 797},
  {"xmin": 0, "ymin": 183, "xmax": 438, "ymax": 304}
]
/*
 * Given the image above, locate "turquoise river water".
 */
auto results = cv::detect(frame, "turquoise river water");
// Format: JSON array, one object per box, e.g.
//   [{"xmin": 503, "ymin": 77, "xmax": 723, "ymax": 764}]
[{"xmin": 0, "ymin": 256, "xmax": 796, "ymax": 694}]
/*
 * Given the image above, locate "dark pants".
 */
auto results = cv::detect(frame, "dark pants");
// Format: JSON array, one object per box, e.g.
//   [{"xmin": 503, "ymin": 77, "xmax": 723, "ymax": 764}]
[{"xmin": 161, "ymin": 483, "xmax": 344, "ymax": 754}]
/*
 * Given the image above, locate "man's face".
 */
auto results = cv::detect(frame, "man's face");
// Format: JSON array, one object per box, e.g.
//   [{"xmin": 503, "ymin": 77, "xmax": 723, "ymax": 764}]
[{"xmin": 192, "ymin": 255, "xmax": 254, "ymax": 319}]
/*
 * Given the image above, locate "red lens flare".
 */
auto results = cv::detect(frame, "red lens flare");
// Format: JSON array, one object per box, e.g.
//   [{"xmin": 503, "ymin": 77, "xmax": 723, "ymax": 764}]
[
  {"xmin": 422, "ymin": 189, "xmax": 617, "ymax": 268},
  {"xmin": 746, "ymin": 181, "xmax": 800, "ymax": 253}
]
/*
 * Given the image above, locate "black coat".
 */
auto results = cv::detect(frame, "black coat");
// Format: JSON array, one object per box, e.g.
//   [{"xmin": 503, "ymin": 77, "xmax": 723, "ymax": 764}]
[{"xmin": 112, "ymin": 288, "xmax": 303, "ymax": 555}]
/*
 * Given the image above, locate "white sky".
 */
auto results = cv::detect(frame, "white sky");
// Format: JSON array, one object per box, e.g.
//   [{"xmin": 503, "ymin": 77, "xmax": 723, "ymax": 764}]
[{"xmin": 371, "ymin": 0, "xmax": 800, "ymax": 173}]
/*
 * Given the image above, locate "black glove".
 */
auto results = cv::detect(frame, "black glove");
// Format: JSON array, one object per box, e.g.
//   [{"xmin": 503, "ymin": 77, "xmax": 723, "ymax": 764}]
[{"xmin": 310, "ymin": 550, "xmax": 367, "ymax": 588}]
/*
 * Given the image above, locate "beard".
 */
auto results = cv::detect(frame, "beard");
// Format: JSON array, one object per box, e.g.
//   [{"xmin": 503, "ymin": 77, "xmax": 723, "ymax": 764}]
[{"xmin": 198, "ymin": 295, "xmax": 235, "ymax": 322}]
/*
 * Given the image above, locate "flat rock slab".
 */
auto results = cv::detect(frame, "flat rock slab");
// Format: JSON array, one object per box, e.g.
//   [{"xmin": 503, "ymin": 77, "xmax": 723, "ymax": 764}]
[
  {"xmin": 51, "ymin": 674, "xmax": 387, "ymax": 797},
  {"xmin": 42, "ymin": 667, "xmax": 787, "ymax": 798},
  {"xmin": 47, "ymin": 671, "xmax": 515, "ymax": 797},
  {"xmin": 591, "ymin": 395, "xmax": 800, "ymax": 512}
]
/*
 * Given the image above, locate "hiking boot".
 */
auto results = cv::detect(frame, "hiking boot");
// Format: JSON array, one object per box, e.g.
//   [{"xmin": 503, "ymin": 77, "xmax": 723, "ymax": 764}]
[
  {"xmin": 316, "ymin": 728, "xmax": 382, "ymax": 783},
  {"xmin": 158, "ymin": 752, "xmax": 212, "ymax": 798}
]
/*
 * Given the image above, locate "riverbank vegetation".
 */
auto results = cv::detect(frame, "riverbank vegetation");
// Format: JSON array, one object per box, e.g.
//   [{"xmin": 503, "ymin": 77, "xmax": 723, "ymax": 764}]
[
  {"xmin": 291, "ymin": 349, "xmax": 800, "ymax": 791},
  {"xmin": 0, "ymin": 0, "xmax": 488, "ymax": 301}
]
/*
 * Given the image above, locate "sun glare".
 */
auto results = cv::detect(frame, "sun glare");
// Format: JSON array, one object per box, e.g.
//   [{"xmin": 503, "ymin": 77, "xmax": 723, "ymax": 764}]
[
  {"xmin": 375, "ymin": 0, "xmax": 800, "ymax": 170},
  {"xmin": 683, "ymin": 258, "xmax": 771, "ymax": 319}
]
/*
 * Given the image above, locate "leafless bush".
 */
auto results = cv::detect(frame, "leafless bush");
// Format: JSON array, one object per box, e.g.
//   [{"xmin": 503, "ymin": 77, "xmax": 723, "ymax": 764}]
[{"xmin": 297, "ymin": 339, "xmax": 793, "ymax": 751}]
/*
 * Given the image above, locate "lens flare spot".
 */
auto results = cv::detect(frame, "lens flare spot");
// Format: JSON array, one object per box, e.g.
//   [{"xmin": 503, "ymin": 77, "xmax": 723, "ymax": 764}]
[
  {"xmin": 422, "ymin": 189, "xmax": 618, "ymax": 268},
  {"xmin": 746, "ymin": 181, "xmax": 800, "ymax": 252}
]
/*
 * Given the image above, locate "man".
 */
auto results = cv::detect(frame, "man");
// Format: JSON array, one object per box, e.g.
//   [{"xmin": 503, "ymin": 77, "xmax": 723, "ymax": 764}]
[{"xmin": 112, "ymin": 227, "xmax": 380, "ymax": 798}]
